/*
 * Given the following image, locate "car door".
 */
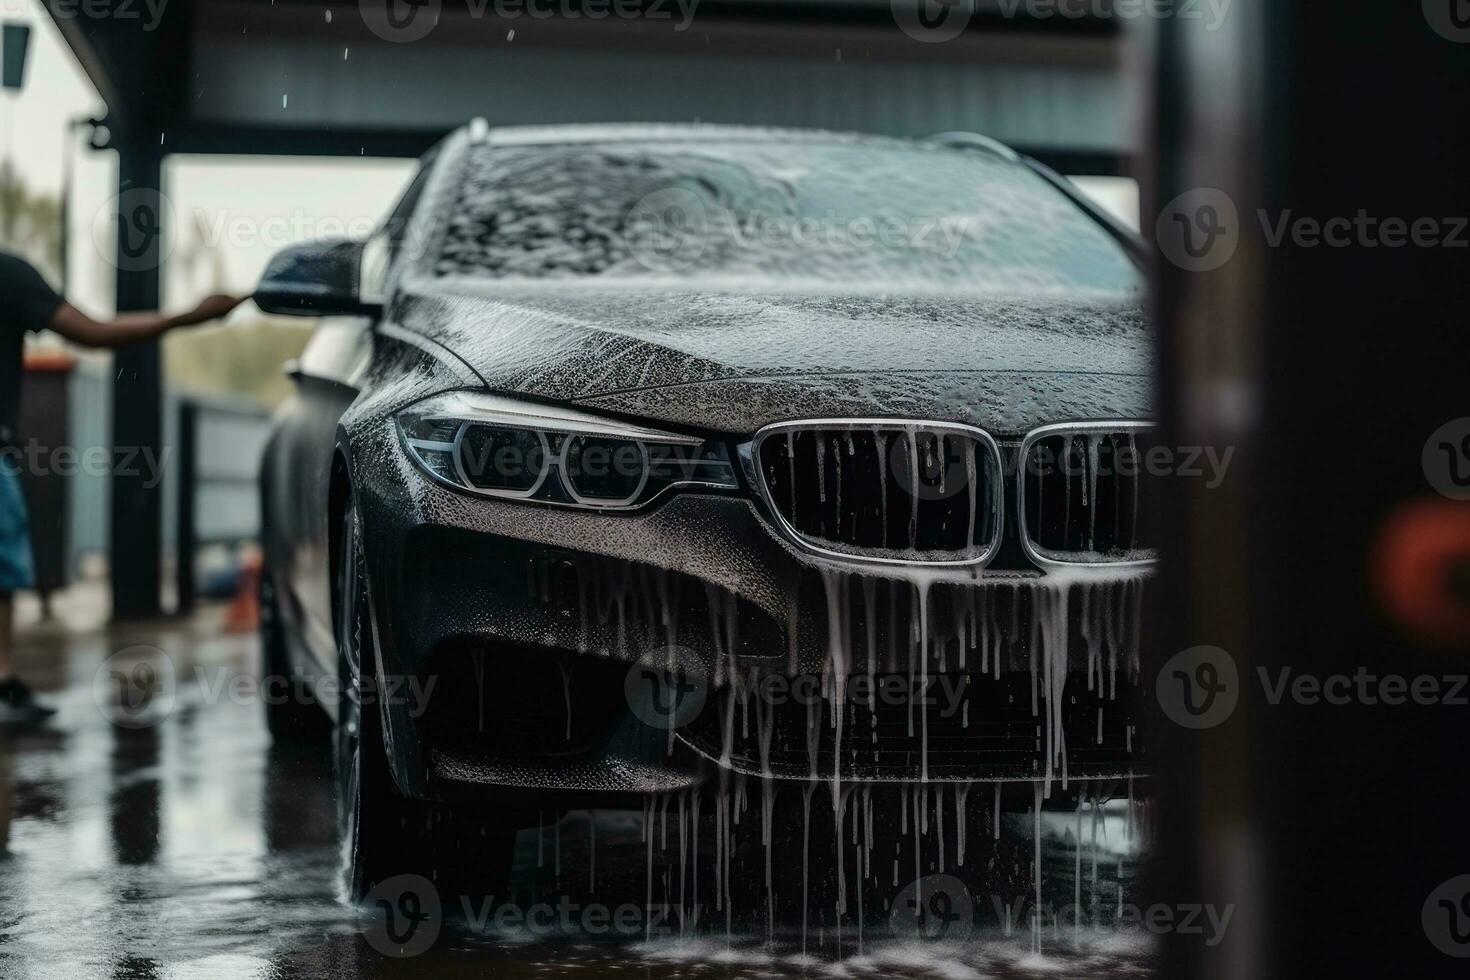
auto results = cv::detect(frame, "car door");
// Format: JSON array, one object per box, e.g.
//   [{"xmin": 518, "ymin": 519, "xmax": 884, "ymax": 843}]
[
  {"xmin": 279, "ymin": 315, "xmax": 375, "ymax": 674},
  {"xmin": 271, "ymin": 155, "xmax": 439, "ymax": 676}
]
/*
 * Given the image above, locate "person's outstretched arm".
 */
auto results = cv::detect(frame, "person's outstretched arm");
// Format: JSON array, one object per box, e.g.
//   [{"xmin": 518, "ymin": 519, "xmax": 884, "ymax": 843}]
[{"xmin": 47, "ymin": 293, "xmax": 246, "ymax": 349}]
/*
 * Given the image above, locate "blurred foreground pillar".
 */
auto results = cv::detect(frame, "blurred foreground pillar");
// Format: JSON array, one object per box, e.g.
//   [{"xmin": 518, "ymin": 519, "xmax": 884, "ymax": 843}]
[
  {"xmin": 1149, "ymin": 1, "xmax": 1470, "ymax": 977},
  {"xmin": 109, "ymin": 142, "xmax": 164, "ymax": 619}
]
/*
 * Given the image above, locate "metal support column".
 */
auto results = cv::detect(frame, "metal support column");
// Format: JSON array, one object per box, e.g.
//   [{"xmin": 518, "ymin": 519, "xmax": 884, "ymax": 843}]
[
  {"xmin": 1150, "ymin": 2, "xmax": 1470, "ymax": 976},
  {"xmin": 174, "ymin": 399, "xmax": 196, "ymax": 615},
  {"xmin": 109, "ymin": 142, "xmax": 165, "ymax": 619}
]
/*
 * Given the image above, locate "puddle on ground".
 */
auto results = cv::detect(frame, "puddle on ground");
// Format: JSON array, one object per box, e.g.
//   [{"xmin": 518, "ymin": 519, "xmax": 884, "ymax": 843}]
[{"xmin": 0, "ymin": 631, "xmax": 1158, "ymax": 978}]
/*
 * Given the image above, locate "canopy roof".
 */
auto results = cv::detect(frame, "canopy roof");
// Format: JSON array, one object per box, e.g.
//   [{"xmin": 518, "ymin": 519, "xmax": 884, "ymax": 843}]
[{"xmin": 47, "ymin": 0, "xmax": 1127, "ymax": 171}]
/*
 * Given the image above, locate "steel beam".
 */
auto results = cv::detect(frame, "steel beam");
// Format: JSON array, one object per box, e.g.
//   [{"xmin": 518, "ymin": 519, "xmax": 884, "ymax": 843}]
[{"xmin": 109, "ymin": 143, "xmax": 165, "ymax": 620}]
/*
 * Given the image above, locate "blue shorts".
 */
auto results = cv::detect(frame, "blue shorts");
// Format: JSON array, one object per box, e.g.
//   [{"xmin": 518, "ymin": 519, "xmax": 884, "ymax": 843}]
[{"xmin": 0, "ymin": 458, "xmax": 34, "ymax": 593}]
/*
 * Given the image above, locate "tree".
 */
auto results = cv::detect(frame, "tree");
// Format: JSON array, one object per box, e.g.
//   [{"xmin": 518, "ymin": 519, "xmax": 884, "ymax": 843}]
[{"xmin": 0, "ymin": 158, "xmax": 62, "ymax": 279}]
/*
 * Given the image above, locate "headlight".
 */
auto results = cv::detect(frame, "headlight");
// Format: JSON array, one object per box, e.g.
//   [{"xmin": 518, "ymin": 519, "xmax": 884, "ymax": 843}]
[{"xmin": 396, "ymin": 391, "xmax": 739, "ymax": 510}]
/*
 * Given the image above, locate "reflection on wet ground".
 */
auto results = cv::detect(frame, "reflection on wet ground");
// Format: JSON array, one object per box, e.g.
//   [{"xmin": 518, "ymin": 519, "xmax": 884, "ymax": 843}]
[{"xmin": 0, "ymin": 591, "xmax": 1156, "ymax": 978}]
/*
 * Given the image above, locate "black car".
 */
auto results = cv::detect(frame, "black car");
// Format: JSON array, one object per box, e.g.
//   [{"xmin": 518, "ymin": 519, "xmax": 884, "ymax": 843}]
[{"xmin": 256, "ymin": 122, "xmax": 1155, "ymax": 898}]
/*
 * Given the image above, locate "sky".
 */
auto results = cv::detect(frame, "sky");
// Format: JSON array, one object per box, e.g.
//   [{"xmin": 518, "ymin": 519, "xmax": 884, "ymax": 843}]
[
  {"xmin": 3, "ymin": 0, "xmax": 412, "ymax": 316},
  {"xmin": 5, "ymin": 0, "xmax": 1137, "ymax": 319}
]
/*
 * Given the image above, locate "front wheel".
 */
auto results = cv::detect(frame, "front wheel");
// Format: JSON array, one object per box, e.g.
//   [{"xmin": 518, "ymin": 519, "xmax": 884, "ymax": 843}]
[{"xmin": 335, "ymin": 499, "xmax": 518, "ymax": 903}]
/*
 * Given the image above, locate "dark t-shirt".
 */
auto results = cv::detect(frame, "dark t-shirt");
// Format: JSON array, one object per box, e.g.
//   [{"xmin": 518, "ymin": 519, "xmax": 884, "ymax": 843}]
[{"xmin": 0, "ymin": 252, "xmax": 63, "ymax": 449}]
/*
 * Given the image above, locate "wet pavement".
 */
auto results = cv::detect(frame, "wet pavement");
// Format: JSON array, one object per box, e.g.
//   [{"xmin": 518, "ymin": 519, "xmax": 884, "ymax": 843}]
[{"xmin": 0, "ymin": 587, "xmax": 1158, "ymax": 978}]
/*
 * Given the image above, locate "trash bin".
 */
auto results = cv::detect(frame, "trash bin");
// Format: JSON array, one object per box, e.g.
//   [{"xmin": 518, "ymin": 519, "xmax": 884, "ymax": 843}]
[{"xmin": 18, "ymin": 351, "xmax": 76, "ymax": 615}]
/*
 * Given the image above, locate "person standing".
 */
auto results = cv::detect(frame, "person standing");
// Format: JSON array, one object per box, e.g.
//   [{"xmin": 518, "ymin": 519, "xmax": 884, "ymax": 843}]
[{"xmin": 0, "ymin": 250, "xmax": 244, "ymax": 725}]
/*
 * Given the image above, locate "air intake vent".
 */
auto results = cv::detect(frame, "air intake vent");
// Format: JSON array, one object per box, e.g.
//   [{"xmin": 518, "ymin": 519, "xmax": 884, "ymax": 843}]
[
  {"xmin": 752, "ymin": 421, "xmax": 1003, "ymax": 565},
  {"xmin": 681, "ymin": 673, "xmax": 1139, "ymax": 783},
  {"xmin": 1020, "ymin": 423, "xmax": 1156, "ymax": 566}
]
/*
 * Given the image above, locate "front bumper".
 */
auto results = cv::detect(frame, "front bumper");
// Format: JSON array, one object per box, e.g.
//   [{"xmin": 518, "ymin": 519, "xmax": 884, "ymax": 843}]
[{"xmin": 350, "ymin": 419, "xmax": 1151, "ymax": 809}]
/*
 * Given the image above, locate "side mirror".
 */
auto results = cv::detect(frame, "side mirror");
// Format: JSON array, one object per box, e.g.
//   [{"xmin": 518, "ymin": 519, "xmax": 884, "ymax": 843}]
[{"xmin": 254, "ymin": 239, "xmax": 382, "ymax": 317}]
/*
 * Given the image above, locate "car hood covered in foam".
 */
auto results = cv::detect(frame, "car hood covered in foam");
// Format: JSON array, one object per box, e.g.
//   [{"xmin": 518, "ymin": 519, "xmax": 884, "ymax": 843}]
[{"xmin": 391, "ymin": 278, "xmax": 1154, "ymax": 436}]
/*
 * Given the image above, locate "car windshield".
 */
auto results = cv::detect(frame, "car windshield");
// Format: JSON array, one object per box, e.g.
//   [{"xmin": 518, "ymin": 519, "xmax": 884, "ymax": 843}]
[{"xmin": 433, "ymin": 137, "xmax": 1140, "ymax": 295}]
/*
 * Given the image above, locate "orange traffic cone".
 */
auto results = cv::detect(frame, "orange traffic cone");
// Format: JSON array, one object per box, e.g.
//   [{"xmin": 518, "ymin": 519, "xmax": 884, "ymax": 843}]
[{"xmin": 225, "ymin": 552, "xmax": 262, "ymax": 633}]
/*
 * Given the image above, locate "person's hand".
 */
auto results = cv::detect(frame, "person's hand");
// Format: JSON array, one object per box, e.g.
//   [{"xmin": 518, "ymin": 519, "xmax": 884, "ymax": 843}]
[{"xmin": 183, "ymin": 293, "xmax": 248, "ymax": 326}]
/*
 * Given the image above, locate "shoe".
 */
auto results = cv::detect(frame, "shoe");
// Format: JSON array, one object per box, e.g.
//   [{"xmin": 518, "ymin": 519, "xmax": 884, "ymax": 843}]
[{"xmin": 0, "ymin": 678, "xmax": 56, "ymax": 727}]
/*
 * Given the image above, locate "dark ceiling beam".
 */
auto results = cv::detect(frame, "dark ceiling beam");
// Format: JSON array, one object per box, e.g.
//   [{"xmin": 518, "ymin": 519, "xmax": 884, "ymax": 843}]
[
  {"xmin": 1019, "ymin": 147, "xmax": 1133, "ymax": 178},
  {"xmin": 41, "ymin": 1, "xmax": 127, "ymax": 123},
  {"xmin": 142, "ymin": 123, "xmax": 453, "ymax": 158},
  {"xmin": 102, "ymin": 122, "xmax": 1132, "ymax": 176},
  {"xmin": 44, "ymin": 0, "xmax": 194, "ymax": 141},
  {"xmin": 196, "ymin": 1, "xmax": 1117, "ymax": 71},
  {"xmin": 51, "ymin": 1, "xmax": 1122, "ymax": 148},
  {"xmin": 256, "ymin": 0, "xmax": 1121, "ymax": 37}
]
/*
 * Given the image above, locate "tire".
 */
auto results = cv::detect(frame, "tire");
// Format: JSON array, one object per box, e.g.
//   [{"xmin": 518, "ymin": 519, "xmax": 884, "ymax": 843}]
[
  {"xmin": 335, "ymin": 499, "xmax": 519, "ymax": 904},
  {"xmin": 261, "ymin": 572, "xmax": 327, "ymax": 743}
]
